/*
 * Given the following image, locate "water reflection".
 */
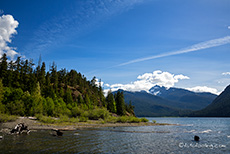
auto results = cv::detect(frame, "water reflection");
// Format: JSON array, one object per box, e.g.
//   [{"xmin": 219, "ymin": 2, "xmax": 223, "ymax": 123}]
[{"xmin": 0, "ymin": 118, "xmax": 230, "ymax": 153}]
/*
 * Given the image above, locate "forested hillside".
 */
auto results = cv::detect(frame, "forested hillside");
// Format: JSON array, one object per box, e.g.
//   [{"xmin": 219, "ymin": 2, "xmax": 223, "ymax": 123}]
[
  {"xmin": 0, "ymin": 54, "xmax": 134, "ymax": 120},
  {"xmin": 190, "ymin": 84, "xmax": 230, "ymax": 117}
]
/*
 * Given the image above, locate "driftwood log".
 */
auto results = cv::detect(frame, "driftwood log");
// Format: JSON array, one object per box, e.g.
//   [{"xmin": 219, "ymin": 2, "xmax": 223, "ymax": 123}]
[{"xmin": 10, "ymin": 123, "xmax": 30, "ymax": 134}]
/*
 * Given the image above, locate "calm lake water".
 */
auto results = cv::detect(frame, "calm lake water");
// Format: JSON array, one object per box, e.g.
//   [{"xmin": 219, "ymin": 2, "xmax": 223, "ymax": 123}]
[{"xmin": 1, "ymin": 117, "xmax": 230, "ymax": 153}]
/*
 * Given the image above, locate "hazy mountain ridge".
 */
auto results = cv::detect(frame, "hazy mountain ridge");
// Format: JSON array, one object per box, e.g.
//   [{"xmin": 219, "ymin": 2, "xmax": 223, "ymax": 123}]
[
  {"xmin": 120, "ymin": 90, "xmax": 187, "ymax": 117},
  {"xmin": 190, "ymin": 84, "xmax": 230, "ymax": 117},
  {"xmin": 116, "ymin": 86, "xmax": 217, "ymax": 117},
  {"xmin": 149, "ymin": 85, "xmax": 217, "ymax": 110}
]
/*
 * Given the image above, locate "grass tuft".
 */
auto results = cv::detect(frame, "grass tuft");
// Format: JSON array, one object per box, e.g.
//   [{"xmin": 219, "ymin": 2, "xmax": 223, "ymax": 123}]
[{"xmin": 0, "ymin": 114, "xmax": 18, "ymax": 123}]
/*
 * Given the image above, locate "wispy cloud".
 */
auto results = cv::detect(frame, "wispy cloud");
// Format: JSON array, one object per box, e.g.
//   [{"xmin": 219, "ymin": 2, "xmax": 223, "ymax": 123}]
[
  {"xmin": 24, "ymin": 0, "xmax": 144, "ymax": 57},
  {"xmin": 222, "ymin": 72, "xmax": 230, "ymax": 76},
  {"xmin": 117, "ymin": 36, "xmax": 230, "ymax": 66}
]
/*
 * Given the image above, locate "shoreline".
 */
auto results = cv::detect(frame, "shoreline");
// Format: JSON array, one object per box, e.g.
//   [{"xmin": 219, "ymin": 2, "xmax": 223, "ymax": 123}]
[{"xmin": 0, "ymin": 117, "xmax": 177, "ymax": 132}]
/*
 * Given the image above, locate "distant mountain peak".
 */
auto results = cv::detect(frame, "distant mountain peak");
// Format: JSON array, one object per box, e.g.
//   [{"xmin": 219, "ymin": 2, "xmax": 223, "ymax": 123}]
[
  {"xmin": 114, "ymin": 85, "xmax": 217, "ymax": 117},
  {"xmin": 149, "ymin": 85, "xmax": 167, "ymax": 96}
]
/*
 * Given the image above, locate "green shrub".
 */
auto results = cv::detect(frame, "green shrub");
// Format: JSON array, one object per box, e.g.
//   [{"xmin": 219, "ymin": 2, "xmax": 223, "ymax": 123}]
[
  {"xmin": 35, "ymin": 113, "xmax": 43, "ymax": 120},
  {"xmin": 58, "ymin": 115, "xmax": 69, "ymax": 122},
  {"xmin": 82, "ymin": 111, "xmax": 89, "ymax": 118},
  {"xmin": 79, "ymin": 116, "xmax": 88, "ymax": 122},
  {"xmin": 140, "ymin": 118, "xmax": 149, "ymax": 122},
  {"xmin": 35, "ymin": 114, "xmax": 56, "ymax": 123},
  {"xmin": 0, "ymin": 114, "xmax": 17, "ymax": 123},
  {"xmin": 99, "ymin": 118, "xmax": 105, "ymax": 124},
  {"xmin": 117, "ymin": 116, "xmax": 128, "ymax": 123},
  {"xmin": 36, "ymin": 114, "xmax": 80, "ymax": 124},
  {"xmin": 116, "ymin": 116, "xmax": 147, "ymax": 123},
  {"xmin": 68, "ymin": 117, "xmax": 79, "ymax": 123},
  {"xmin": 88, "ymin": 107, "xmax": 110, "ymax": 120},
  {"xmin": 57, "ymin": 115, "xmax": 79, "ymax": 123},
  {"xmin": 105, "ymin": 115, "xmax": 118, "ymax": 123},
  {"xmin": 71, "ymin": 106, "xmax": 84, "ymax": 117},
  {"xmin": 129, "ymin": 116, "xmax": 141, "ymax": 123}
]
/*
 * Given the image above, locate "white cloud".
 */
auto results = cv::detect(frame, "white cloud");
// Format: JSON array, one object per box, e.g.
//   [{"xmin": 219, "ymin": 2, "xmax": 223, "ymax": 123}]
[
  {"xmin": 104, "ymin": 83, "xmax": 110, "ymax": 87},
  {"xmin": 186, "ymin": 86, "xmax": 219, "ymax": 95},
  {"xmin": 117, "ymin": 36, "xmax": 230, "ymax": 66},
  {"xmin": 228, "ymin": 26, "xmax": 230, "ymax": 30},
  {"xmin": 95, "ymin": 78, "xmax": 104, "ymax": 87},
  {"xmin": 0, "ymin": 14, "xmax": 19, "ymax": 59},
  {"xmin": 104, "ymin": 70, "xmax": 189, "ymax": 94},
  {"xmin": 222, "ymin": 72, "xmax": 230, "ymax": 76}
]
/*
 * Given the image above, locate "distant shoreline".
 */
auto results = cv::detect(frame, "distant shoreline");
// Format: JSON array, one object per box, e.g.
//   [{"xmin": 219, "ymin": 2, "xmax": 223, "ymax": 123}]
[{"xmin": 0, "ymin": 117, "xmax": 176, "ymax": 132}]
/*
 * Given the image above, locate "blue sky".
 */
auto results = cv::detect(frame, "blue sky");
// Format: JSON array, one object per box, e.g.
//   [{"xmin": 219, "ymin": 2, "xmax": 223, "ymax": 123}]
[{"xmin": 0, "ymin": 0, "xmax": 230, "ymax": 94}]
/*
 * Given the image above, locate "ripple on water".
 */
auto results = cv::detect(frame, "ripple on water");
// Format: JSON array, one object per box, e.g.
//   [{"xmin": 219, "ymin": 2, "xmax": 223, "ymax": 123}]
[{"xmin": 0, "ymin": 118, "xmax": 230, "ymax": 153}]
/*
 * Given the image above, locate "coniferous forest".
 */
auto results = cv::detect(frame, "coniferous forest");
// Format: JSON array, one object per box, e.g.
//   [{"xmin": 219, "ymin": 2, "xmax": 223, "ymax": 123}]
[{"xmin": 0, "ymin": 53, "xmax": 135, "ymax": 121}]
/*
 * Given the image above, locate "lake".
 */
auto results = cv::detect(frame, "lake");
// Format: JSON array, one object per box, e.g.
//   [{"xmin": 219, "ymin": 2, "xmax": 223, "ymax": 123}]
[{"xmin": 0, "ymin": 117, "xmax": 230, "ymax": 153}]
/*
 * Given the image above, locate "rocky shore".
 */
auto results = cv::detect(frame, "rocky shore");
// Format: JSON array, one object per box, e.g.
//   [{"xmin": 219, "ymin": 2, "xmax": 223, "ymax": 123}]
[{"xmin": 0, "ymin": 117, "xmax": 175, "ymax": 132}]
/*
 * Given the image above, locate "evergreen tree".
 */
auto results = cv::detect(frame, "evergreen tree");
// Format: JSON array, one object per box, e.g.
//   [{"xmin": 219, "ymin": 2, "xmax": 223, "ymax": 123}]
[
  {"xmin": 58, "ymin": 68, "xmax": 67, "ymax": 86},
  {"xmin": 53, "ymin": 98, "xmax": 63, "ymax": 117},
  {"xmin": 21, "ymin": 59, "xmax": 30, "ymax": 91},
  {"xmin": 28, "ymin": 59, "xmax": 36, "ymax": 93},
  {"xmin": 85, "ymin": 94, "xmax": 91, "ymax": 109},
  {"xmin": 115, "ymin": 91, "xmax": 126, "ymax": 116},
  {"xmin": 46, "ymin": 97, "xmax": 55, "ymax": 116},
  {"xmin": 39, "ymin": 62, "xmax": 46, "ymax": 94},
  {"xmin": 7, "ymin": 61, "xmax": 14, "ymax": 87},
  {"xmin": 7, "ymin": 100, "xmax": 25, "ymax": 115},
  {"xmin": 67, "ymin": 70, "xmax": 78, "ymax": 87},
  {"xmin": 0, "ymin": 79, "xmax": 3, "ymax": 103},
  {"xmin": 90, "ymin": 76, "xmax": 96, "ymax": 87},
  {"xmin": 30, "ymin": 82, "xmax": 43, "ymax": 115},
  {"xmin": 125, "ymin": 101, "xmax": 135, "ymax": 116},
  {"xmin": 13, "ymin": 57, "xmax": 21, "ymax": 88},
  {"xmin": 5, "ymin": 88, "xmax": 24, "ymax": 115},
  {"xmin": 0, "ymin": 54, "xmax": 118, "ymax": 118},
  {"xmin": 0, "ymin": 79, "xmax": 5, "ymax": 113},
  {"xmin": 98, "ymin": 79, "xmax": 106, "ymax": 107},
  {"xmin": 0, "ymin": 53, "xmax": 8, "ymax": 86},
  {"xmin": 65, "ymin": 87, "xmax": 73, "ymax": 108},
  {"xmin": 106, "ymin": 91, "xmax": 117, "ymax": 113},
  {"xmin": 36, "ymin": 55, "xmax": 42, "ymax": 78},
  {"xmin": 21, "ymin": 91, "xmax": 33, "ymax": 116},
  {"xmin": 50, "ymin": 62, "xmax": 58, "ymax": 93},
  {"xmin": 44, "ymin": 72, "xmax": 52, "ymax": 98},
  {"xmin": 59, "ymin": 86, "xmax": 64, "ymax": 98}
]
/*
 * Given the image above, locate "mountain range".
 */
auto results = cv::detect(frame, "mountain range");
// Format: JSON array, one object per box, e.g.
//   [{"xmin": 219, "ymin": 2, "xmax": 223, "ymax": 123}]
[
  {"xmin": 190, "ymin": 84, "xmax": 230, "ymax": 117},
  {"xmin": 117, "ymin": 85, "xmax": 217, "ymax": 117},
  {"xmin": 149, "ymin": 85, "xmax": 217, "ymax": 110}
]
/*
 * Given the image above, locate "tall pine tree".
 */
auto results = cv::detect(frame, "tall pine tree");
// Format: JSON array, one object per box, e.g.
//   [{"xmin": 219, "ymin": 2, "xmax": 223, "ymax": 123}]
[
  {"xmin": 106, "ymin": 90, "xmax": 116, "ymax": 113},
  {"xmin": 0, "ymin": 53, "xmax": 8, "ymax": 86},
  {"xmin": 115, "ymin": 91, "xmax": 126, "ymax": 116},
  {"xmin": 0, "ymin": 79, "xmax": 5, "ymax": 113}
]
